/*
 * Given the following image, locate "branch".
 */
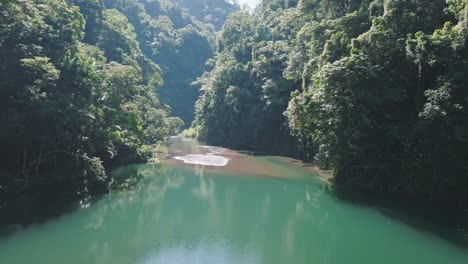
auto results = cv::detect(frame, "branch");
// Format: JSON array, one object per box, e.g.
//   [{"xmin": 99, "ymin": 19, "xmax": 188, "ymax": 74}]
[{"xmin": 26, "ymin": 150, "xmax": 95, "ymax": 175}]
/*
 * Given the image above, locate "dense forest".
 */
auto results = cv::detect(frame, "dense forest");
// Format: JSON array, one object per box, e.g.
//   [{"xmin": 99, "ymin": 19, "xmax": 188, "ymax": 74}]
[
  {"xmin": 1, "ymin": 0, "xmax": 468, "ymax": 221},
  {"xmin": 193, "ymin": 0, "xmax": 468, "ymax": 208},
  {"xmin": 0, "ymin": 0, "xmax": 236, "ymax": 209}
]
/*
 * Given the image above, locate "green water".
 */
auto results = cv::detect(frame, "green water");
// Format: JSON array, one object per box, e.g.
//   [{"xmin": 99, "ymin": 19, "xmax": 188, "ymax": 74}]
[{"xmin": 0, "ymin": 156, "xmax": 467, "ymax": 263}]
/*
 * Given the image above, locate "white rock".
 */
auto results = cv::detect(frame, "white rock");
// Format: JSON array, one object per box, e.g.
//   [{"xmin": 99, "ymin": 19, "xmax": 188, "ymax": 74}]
[{"xmin": 172, "ymin": 154, "xmax": 229, "ymax": 167}]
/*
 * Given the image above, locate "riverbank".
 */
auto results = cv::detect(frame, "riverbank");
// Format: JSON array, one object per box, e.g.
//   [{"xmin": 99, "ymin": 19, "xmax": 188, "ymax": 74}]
[
  {"xmin": 2, "ymin": 136, "xmax": 467, "ymax": 252},
  {"xmin": 1, "ymin": 138, "xmax": 467, "ymax": 264},
  {"xmin": 168, "ymin": 137, "xmax": 468, "ymax": 248},
  {"xmin": 166, "ymin": 137, "xmax": 332, "ymax": 181}
]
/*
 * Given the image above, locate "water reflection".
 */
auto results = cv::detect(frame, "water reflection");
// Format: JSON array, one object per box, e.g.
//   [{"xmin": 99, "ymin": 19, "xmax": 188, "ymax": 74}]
[
  {"xmin": 0, "ymin": 157, "xmax": 467, "ymax": 264},
  {"xmin": 192, "ymin": 166, "xmax": 215, "ymax": 201},
  {"xmin": 80, "ymin": 164, "xmax": 187, "ymax": 264}
]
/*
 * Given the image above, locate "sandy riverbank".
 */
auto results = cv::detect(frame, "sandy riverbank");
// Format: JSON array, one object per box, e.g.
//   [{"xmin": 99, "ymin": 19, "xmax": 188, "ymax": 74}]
[{"xmin": 165, "ymin": 137, "xmax": 332, "ymax": 180}]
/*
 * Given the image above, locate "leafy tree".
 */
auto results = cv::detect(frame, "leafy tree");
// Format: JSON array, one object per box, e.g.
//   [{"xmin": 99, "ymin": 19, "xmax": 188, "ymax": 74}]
[
  {"xmin": 285, "ymin": 0, "xmax": 468, "ymax": 205},
  {"xmin": 193, "ymin": 5, "xmax": 305, "ymax": 153},
  {"xmin": 194, "ymin": 0, "xmax": 468, "ymax": 208},
  {"xmin": 0, "ymin": 0, "xmax": 183, "ymax": 207}
]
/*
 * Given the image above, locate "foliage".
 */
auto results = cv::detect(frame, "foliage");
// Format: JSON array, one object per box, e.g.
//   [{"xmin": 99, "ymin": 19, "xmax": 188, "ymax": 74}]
[
  {"xmin": 102, "ymin": 0, "xmax": 236, "ymax": 126},
  {"xmin": 0, "ymin": 0, "xmax": 184, "ymax": 201},
  {"xmin": 194, "ymin": 0, "xmax": 468, "ymax": 207},
  {"xmin": 2, "ymin": 0, "xmax": 468, "ymax": 213},
  {"xmin": 182, "ymin": 126, "xmax": 200, "ymax": 139},
  {"xmin": 193, "ymin": 5, "xmax": 304, "ymax": 154},
  {"xmin": 288, "ymin": 0, "xmax": 468, "ymax": 206}
]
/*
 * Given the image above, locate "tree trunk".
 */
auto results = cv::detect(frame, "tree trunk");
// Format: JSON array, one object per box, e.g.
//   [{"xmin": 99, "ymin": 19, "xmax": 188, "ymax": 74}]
[
  {"xmin": 35, "ymin": 146, "xmax": 42, "ymax": 174},
  {"xmin": 22, "ymin": 142, "xmax": 28, "ymax": 189}
]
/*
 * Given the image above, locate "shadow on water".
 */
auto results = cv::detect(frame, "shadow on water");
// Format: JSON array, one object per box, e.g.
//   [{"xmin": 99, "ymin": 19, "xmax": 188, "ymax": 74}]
[
  {"xmin": 2, "ymin": 136, "xmax": 468, "ymax": 261},
  {"xmin": 200, "ymin": 139, "xmax": 468, "ymax": 250},
  {"xmin": 331, "ymin": 185, "xmax": 468, "ymax": 249},
  {"xmin": 0, "ymin": 141, "xmax": 197, "ymax": 239},
  {"xmin": 0, "ymin": 162, "xmax": 180, "ymax": 240},
  {"xmin": 244, "ymin": 145, "xmax": 468, "ymax": 250},
  {"xmin": 0, "ymin": 189, "xmax": 82, "ymax": 238}
]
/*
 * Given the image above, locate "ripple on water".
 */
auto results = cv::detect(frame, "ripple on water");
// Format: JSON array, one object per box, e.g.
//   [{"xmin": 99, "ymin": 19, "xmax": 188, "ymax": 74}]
[{"xmin": 172, "ymin": 154, "xmax": 229, "ymax": 167}]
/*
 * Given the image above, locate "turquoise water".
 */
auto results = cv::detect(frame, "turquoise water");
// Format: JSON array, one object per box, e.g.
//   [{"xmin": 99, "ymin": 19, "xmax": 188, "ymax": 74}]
[{"xmin": 0, "ymin": 154, "xmax": 467, "ymax": 263}]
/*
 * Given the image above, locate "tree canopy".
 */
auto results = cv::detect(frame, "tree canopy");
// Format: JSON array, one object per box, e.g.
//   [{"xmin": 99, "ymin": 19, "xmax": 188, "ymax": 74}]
[
  {"xmin": 2, "ymin": 0, "xmax": 468, "ymax": 215},
  {"xmin": 0, "ymin": 0, "xmax": 209, "ymax": 202},
  {"xmin": 193, "ymin": 0, "xmax": 468, "ymax": 207}
]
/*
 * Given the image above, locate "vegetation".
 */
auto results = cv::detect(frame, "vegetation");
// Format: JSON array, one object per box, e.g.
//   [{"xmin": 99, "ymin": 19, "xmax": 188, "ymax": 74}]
[
  {"xmin": 0, "ymin": 0, "xmax": 236, "ymax": 204},
  {"xmin": 101, "ymin": 0, "xmax": 237, "ymax": 126},
  {"xmin": 1, "ymin": 0, "xmax": 468, "ymax": 219},
  {"xmin": 178, "ymin": 0, "xmax": 238, "ymax": 30},
  {"xmin": 193, "ymin": 0, "xmax": 468, "ymax": 207},
  {"xmin": 193, "ymin": 5, "xmax": 304, "ymax": 153}
]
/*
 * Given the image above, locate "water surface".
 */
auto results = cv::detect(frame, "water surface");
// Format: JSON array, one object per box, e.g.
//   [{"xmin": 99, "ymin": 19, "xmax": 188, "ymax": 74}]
[{"xmin": 0, "ymin": 139, "xmax": 467, "ymax": 263}]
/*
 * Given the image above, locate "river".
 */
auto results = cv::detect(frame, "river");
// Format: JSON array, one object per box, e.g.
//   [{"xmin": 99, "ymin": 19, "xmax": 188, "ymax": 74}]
[{"xmin": 0, "ymin": 137, "xmax": 467, "ymax": 263}]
